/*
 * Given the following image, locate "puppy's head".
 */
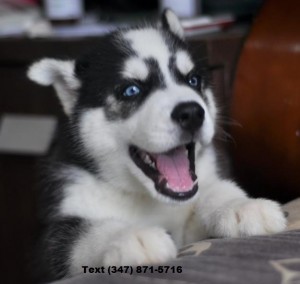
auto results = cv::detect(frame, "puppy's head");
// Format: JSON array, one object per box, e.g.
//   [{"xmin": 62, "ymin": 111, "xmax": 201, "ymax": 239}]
[{"xmin": 28, "ymin": 10, "xmax": 217, "ymax": 203}]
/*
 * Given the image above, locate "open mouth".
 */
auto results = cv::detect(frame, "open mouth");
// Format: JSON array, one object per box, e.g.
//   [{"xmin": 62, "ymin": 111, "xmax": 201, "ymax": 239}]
[{"xmin": 129, "ymin": 143, "xmax": 198, "ymax": 201}]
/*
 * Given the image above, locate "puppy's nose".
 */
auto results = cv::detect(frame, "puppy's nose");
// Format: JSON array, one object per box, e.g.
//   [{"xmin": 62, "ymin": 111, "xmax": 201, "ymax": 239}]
[{"xmin": 171, "ymin": 102, "xmax": 205, "ymax": 133}]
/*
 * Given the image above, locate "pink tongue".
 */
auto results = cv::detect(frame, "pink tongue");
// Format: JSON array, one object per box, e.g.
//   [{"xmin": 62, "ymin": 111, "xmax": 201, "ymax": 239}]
[{"xmin": 154, "ymin": 146, "xmax": 194, "ymax": 192}]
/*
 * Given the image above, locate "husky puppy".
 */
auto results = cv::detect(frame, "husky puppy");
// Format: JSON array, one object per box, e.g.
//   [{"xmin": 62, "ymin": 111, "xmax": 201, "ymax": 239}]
[{"xmin": 28, "ymin": 10, "xmax": 286, "ymax": 282}]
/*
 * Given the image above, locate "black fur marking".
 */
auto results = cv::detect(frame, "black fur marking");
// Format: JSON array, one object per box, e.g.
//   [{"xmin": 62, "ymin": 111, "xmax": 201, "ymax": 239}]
[
  {"xmin": 168, "ymin": 55, "xmax": 209, "ymax": 103},
  {"xmin": 74, "ymin": 31, "xmax": 135, "ymax": 111},
  {"xmin": 73, "ymin": 26, "xmax": 197, "ymax": 121},
  {"xmin": 161, "ymin": 9, "xmax": 172, "ymax": 34},
  {"xmin": 74, "ymin": 30, "xmax": 170, "ymax": 121},
  {"xmin": 160, "ymin": 28, "xmax": 187, "ymax": 54},
  {"xmin": 33, "ymin": 217, "xmax": 88, "ymax": 283},
  {"xmin": 160, "ymin": 10, "xmax": 186, "ymax": 53},
  {"xmin": 36, "ymin": 161, "xmax": 81, "ymax": 222},
  {"xmin": 145, "ymin": 57, "xmax": 166, "ymax": 88},
  {"xmin": 36, "ymin": 162, "xmax": 66, "ymax": 222},
  {"xmin": 36, "ymin": 117, "xmax": 99, "ymax": 223},
  {"xmin": 57, "ymin": 117, "xmax": 99, "ymax": 174},
  {"xmin": 104, "ymin": 57, "xmax": 166, "ymax": 120}
]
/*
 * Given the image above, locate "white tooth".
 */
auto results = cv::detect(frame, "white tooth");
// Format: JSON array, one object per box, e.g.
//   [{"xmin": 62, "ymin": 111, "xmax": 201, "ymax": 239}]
[
  {"xmin": 140, "ymin": 152, "xmax": 146, "ymax": 160},
  {"xmin": 141, "ymin": 152, "xmax": 156, "ymax": 168},
  {"xmin": 144, "ymin": 155, "xmax": 151, "ymax": 164}
]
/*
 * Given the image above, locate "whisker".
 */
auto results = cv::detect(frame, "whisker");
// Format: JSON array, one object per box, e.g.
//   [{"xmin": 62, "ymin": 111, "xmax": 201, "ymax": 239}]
[
  {"xmin": 215, "ymin": 128, "xmax": 237, "ymax": 145},
  {"xmin": 217, "ymin": 118, "xmax": 242, "ymax": 128},
  {"xmin": 215, "ymin": 112, "xmax": 243, "ymax": 127}
]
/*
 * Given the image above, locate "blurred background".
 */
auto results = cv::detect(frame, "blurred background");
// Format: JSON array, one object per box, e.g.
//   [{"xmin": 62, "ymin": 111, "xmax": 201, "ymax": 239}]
[
  {"xmin": 0, "ymin": 0, "xmax": 299, "ymax": 283},
  {"xmin": 0, "ymin": 0, "xmax": 263, "ymax": 37}
]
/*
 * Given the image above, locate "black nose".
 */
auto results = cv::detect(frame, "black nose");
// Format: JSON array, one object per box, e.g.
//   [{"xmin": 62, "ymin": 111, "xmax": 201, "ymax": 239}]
[{"xmin": 171, "ymin": 102, "xmax": 205, "ymax": 133}]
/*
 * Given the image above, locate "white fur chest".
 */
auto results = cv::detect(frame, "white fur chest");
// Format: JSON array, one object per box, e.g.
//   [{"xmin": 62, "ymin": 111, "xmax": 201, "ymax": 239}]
[{"xmin": 59, "ymin": 168, "xmax": 193, "ymax": 244}]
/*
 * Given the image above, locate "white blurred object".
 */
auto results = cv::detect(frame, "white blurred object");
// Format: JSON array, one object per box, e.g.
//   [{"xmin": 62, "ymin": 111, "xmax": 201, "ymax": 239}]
[
  {"xmin": 0, "ymin": 4, "xmax": 53, "ymax": 37},
  {"xmin": 0, "ymin": 114, "xmax": 57, "ymax": 155},
  {"xmin": 44, "ymin": 0, "xmax": 84, "ymax": 21},
  {"xmin": 52, "ymin": 23, "xmax": 116, "ymax": 38},
  {"xmin": 159, "ymin": 0, "xmax": 201, "ymax": 18},
  {"xmin": 26, "ymin": 18, "xmax": 53, "ymax": 37}
]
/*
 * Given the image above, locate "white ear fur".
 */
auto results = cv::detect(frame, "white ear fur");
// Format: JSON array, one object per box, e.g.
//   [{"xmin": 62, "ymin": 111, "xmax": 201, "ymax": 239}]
[
  {"xmin": 27, "ymin": 59, "xmax": 80, "ymax": 115},
  {"xmin": 163, "ymin": 9, "xmax": 184, "ymax": 39}
]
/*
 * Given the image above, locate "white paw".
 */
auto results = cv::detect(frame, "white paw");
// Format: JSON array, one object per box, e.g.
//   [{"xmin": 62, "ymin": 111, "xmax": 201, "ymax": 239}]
[
  {"xmin": 211, "ymin": 198, "xmax": 287, "ymax": 237},
  {"xmin": 103, "ymin": 227, "xmax": 177, "ymax": 266}
]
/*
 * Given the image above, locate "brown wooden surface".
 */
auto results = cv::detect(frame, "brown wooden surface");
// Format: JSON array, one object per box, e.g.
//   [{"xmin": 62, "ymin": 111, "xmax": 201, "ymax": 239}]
[{"xmin": 230, "ymin": 0, "xmax": 300, "ymax": 202}]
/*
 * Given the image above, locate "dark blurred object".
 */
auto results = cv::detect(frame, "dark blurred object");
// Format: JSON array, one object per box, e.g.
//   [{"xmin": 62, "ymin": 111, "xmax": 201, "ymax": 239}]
[
  {"xmin": 203, "ymin": 0, "xmax": 264, "ymax": 16},
  {"xmin": 203, "ymin": 0, "xmax": 264, "ymax": 25},
  {"xmin": 87, "ymin": 0, "xmax": 158, "ymax": 12},
  {"xmin": 230, "ymin": 0, "xmax": 300, "ymax": 202},
  {"xmin": 83, "ymin": 0, "xmax": 158, "ymax": 24},
  {"xmin": 1, "ymin": 0, "xmax": 38, "ymax": 6}
]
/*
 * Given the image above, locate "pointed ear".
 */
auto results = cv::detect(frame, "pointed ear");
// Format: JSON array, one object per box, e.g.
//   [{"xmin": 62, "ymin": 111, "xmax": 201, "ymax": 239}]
[
  {"xmin": 161, "ymin": 9, "xmax": 184, "ymax": 40},
  {"xmin": 27, "ymin": 59, "xmax": 80, "ymax": 115}
]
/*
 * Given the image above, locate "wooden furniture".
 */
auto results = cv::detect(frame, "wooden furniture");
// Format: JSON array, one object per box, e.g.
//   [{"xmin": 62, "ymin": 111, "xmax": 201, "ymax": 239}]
[{"xmin": 230, "ymin": 0, "xmax": 300, "ymax": 203}]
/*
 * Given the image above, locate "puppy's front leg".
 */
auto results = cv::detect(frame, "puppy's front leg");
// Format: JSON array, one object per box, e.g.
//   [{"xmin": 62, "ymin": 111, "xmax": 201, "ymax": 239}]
[
  {"xmin": 70, "ymin": 219, "xmax": 177, "ymax": 276},
  {"xmin": 195, "ymin": 180, "xmax": 286, "ymax": 238}
]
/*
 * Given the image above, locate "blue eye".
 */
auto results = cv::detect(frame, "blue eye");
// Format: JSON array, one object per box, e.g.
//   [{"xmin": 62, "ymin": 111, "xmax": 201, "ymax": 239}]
[
  {"xmin": 123, "ymin": 85, "xmax": 141, "ymax": 97},
  {"xmin": 188, "ymin": 75, "xmax": 201, "ymax": 87}
]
